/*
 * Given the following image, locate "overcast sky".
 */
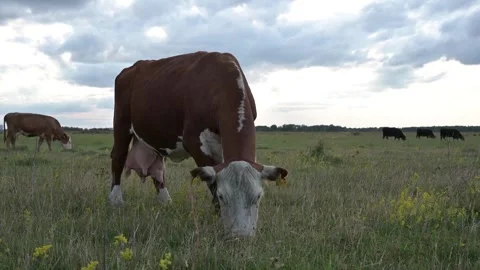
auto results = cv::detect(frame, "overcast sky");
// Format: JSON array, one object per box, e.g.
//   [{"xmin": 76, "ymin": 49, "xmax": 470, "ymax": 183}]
[{"xmin": 1, "ymin": 0, "xmax": 479, "ymax": 128}]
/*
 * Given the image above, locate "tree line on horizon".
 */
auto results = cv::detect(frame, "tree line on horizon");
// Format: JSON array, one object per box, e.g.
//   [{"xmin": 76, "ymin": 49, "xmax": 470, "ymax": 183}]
[
  {"xmin": 2, "ymin": 124, "xmax": 479, "ymax": 134},
  {"xmin": 255, "ymin": 124, "xmax": 480, "ymax": 133}
]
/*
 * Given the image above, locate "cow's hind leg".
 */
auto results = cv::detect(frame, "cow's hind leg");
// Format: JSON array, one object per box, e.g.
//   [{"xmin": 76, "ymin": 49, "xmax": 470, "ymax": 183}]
[
  {"xmin": 37, "ymin": 137, "xmax": 44, "ymax": 152},
  {"xmin": 10, "ymin": 134, "xmax": 16, "ymax": 150},
  {"xmin": 109, "ymin": 123, "xmax": 132, "ymax": 206},
  {"xmin": 5, "ymin": 132, "xmax": 10, "ymax": 149}
]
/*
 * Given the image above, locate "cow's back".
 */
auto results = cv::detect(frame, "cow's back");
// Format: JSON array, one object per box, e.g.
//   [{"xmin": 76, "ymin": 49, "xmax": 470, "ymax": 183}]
[
  {"xmin": 9, "ymin": 113, "xmax": 54, "ymax": 135},
  {"xmin": 120, "ymin": 51, "xmax": 256, "ymax": 150}
]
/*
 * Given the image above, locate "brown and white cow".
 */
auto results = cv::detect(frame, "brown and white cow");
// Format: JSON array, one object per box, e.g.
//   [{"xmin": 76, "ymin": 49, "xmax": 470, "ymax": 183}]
[
  {"xmin": 3, "ymin": 112, "xmax": 72, "ymax": 151},
  {"xmin": 109, "ymin": 51, "xmax": 288, "ymax": 238}
]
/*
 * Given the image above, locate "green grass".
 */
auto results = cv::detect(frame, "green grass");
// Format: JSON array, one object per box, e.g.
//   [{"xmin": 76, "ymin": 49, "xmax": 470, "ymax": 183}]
[{"xmin": 0, "ymin": 131, "xmax": 479, "ymax": 269}]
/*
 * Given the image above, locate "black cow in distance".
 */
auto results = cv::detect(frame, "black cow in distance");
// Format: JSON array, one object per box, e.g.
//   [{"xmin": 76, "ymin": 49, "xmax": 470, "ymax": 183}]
[
  {"xmin": 416, "ymin": 128, "xmax": 436, "ymax": 139},
  {"xmin": 382, "ymin": 127, "xmax": 406, "ymax": 140},
  {"xmin": 440, "ymin": 128, "xmax": 464, "ymax": 141}
]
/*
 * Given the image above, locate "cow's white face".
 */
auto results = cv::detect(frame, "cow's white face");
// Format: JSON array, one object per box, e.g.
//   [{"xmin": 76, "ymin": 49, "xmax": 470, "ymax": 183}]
[
  {"xmin": 190, "ymin": 161, "xmax": 288, "ymax": 239},
  {"xmin": 61, "ymin": 136, "xmax": 72, "ymax": 150}
]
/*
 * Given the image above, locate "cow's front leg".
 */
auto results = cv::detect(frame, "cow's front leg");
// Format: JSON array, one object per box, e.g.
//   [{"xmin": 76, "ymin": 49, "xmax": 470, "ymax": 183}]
[
  {"xmin": 46, "ymin": 136, "xmax": 53, "ymax": 151},
  {"xmin": 182, "ymin": 130, "xmax": 222, "ymax": 213}
]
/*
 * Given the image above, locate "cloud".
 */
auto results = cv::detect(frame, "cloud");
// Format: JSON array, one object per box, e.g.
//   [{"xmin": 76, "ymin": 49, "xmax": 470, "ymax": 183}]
[
  {"xmin": 0, "ymin": 96, "xmax": 113, "ymax": 116},
  {"xmin": 0, "ymin": 0, "xmax": 94, "ymax": 22},
  {"xmin": 271, "ymin": 102, "xmax": 329, "ymax": 113},
  {"xmin": 357, "ymin": 0, "xmax": 480, "ymax": 90},
  {"xmin": 62, "ymin": 62, "xmax": 128, "ymax": 88}
]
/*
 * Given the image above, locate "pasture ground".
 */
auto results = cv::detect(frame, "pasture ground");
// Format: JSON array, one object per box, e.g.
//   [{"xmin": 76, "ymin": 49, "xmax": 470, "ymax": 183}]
[{"xmin": 0, "ymin": 131, "xmax": 479, "ymax": 269}]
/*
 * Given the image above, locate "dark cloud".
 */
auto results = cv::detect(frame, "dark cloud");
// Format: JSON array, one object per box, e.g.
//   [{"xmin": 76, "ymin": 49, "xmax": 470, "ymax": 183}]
[
  {"xmin": 423, "ymin": 0, "xmax": 475, "ymax": 14},
  {"xmin": 0, "ymin": 0, "xmax": 93, "ymax": 23},
  {"xmin": 0, "ymin": 3, "xmax": 30, "ymax": 23},
  {"xmin": 4, "ymin": 0, "xmax": 480, "ymax": 92},
  {"xmin": 57, "ymin": 33, "xmax": 109, "ymax": 63},
  {"xmin": 361, "ymin": 1, "xmax": 411, "ymax": 33},
  {"xmin": 387, "ymin": 8, "xmax": 480, "ymax": 70},
  {"xmin": 362, "ymin": 0, "xmax": 480, "ymax": 90},
  {"xmin": 373, "ymin": 65, "xmax": 414, "ymax": 91},
  {"xmin": 3, "ymin": 0, "xmax": 93, "ymax": 12},
  {"xmin": 63, "ymin": 62, "xmax": 129, "ymax": 88},
  {"xmin": 31, "ymin": 0, "xmax": 369, "ymax": 87}
]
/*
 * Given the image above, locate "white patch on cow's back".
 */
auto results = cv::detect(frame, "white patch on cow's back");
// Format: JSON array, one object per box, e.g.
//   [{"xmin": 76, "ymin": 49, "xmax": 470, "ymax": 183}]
[
  {"xmin": 108, "ymin": 185, "xmax": 124, "ymax": 206},
  {"xmin": 230, "ymin": 61, "xmax": 246, "ymax": 133},
  {"xmin": 157, "ymin": 188, "xmax": 172, "ymax": 203},
  {"xmin": 161, "ymin": 136, "xmax": 191, "ymax": 163},
  {"xmin": 199, "ymin": 129, "xmax": 223, "ymax": 163}
]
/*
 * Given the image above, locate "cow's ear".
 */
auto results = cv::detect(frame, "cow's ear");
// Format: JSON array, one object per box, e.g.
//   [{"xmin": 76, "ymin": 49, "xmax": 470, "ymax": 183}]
[
  {"xmin": 190, "ymin": 166, "xmax": 216, "ymax": 184},
  {"xmin": 260, "ymin": 165, "xmax": 288, "ymax": 181}
]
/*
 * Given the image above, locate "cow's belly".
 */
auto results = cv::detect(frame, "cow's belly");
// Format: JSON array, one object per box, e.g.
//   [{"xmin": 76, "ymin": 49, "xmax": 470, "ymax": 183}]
[
  {"xmin": 16, "ymin": 129, "xmax": 38, "ymax": 137},
  {"xmin": 163, "ymin": 136, "xmax": 191, "ymax": 163},
  {"xmin": 129, "ymin": 124, "xmax": 190, "ymax": 163}
]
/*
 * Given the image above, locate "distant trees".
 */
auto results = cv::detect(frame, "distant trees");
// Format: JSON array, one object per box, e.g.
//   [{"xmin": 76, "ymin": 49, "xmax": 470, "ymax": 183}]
[
  {"xmin": 254, "ymin": 124, "xmax": 480, "ymax": 133},
  {"xmin": 3, "ymin": 124, "xmax": 480, "ymax": 134}
]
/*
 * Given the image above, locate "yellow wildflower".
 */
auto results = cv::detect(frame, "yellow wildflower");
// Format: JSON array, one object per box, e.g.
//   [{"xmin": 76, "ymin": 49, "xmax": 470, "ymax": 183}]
[
  {"xmin": 191, "ymin": 176, "xmax": 202, "ymax": 185},
  {"xmin": 159, "ymin": 252, "xmax": 172, "ymax": 269},
  {"xmin": 24, "ymin": 209, "xmax": 31, "ymax": 224},
  {"xmin": 113, "ymin": 233, "xmax": 128, "ymax": 246},
  {"xmin": 81, "ymin": 260, "xmax": 99, "ymax": 270},
  {"xmin": 120, "ymin": 248, "xmax": 133, "ymax": 261},
  {"xmin": 275, "ymin": 178, "xmax": 288, "ymax": 187},
  {"xmin": 33, "ymin": 244, "xmax": 53, "ymax": 259}
]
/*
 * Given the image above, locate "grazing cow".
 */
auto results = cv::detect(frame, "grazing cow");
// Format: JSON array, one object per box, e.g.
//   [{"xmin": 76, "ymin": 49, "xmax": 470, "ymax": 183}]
[
  {"xmin": 3, "ymin": 112, "xmax": 72, "ymax": 151},
  {"xmin": 109, "ymin": 51, "xmax": 289, "ymax": 238},
  {"xmin": 416, "ymin": 128, "xmax": 436, "ymax": 139},
  {"xmin": 440, "ymin": 128, "xmax": 464, "ymax": 141},
  {"xmin": 382, "ymin": 127, "xmax": 406, "ymax": 140}
]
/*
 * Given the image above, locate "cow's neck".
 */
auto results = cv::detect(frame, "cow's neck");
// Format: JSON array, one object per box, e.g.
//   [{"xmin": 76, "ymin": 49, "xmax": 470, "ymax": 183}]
[{"xmin": 217, "ymin": 105, "xmax": 256, "ymax": 163}]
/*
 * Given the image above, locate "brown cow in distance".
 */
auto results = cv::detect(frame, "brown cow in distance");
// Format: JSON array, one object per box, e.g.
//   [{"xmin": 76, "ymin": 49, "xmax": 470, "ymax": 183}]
[
  {"xmin": 3, "ymin": 112, "xmax": 72, "ymax": 151},
  {"xmin": 110, "ymin": 51, "xmax": 288, "ymax": 239}
]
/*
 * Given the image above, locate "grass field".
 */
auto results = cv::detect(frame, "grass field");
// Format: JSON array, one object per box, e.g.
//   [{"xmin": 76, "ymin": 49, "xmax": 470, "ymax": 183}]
[{"xmin": 0, "ymin": 131, "xmax": 479, "ymax": 269}]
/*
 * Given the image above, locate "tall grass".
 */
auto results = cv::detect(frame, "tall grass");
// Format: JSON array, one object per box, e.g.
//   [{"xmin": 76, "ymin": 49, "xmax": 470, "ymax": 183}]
[{"xmin": 0, "ymin": 131, "xmax": 478, "ymax": 269}]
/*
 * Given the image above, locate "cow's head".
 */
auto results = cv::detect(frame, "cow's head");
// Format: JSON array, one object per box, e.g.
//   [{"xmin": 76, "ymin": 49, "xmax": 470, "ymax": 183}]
[
  {"xmin": 59, "ymin": 133, "xmax": 72, "ymax": 150},
  {"xmin": 190, "ymin": 160, "xmax": 288, "ymax": 239},
  {"xmin": 400, "ymin": 134, "xmax": 406, "ymax": 140}
]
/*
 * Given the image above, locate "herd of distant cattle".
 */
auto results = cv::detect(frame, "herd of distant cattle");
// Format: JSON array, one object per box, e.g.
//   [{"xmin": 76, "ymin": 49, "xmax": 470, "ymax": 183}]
[
  {"xmin": 0, "ymin": 51, "xmax": 470, "ymax": 239},
  {"xmin": 382, "ymin": 127, "xmax": 465, "ymax": 141}
]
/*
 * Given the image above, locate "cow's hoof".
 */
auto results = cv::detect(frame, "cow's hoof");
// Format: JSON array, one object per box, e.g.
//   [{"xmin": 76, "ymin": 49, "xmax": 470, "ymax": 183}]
[
  {"xmin": 108, "ymin": 185, "xmax": 125, "ymax": 206},
  {"xmin": 157, "ymin": 188, "xmax": 172, "ymax": 204}
]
